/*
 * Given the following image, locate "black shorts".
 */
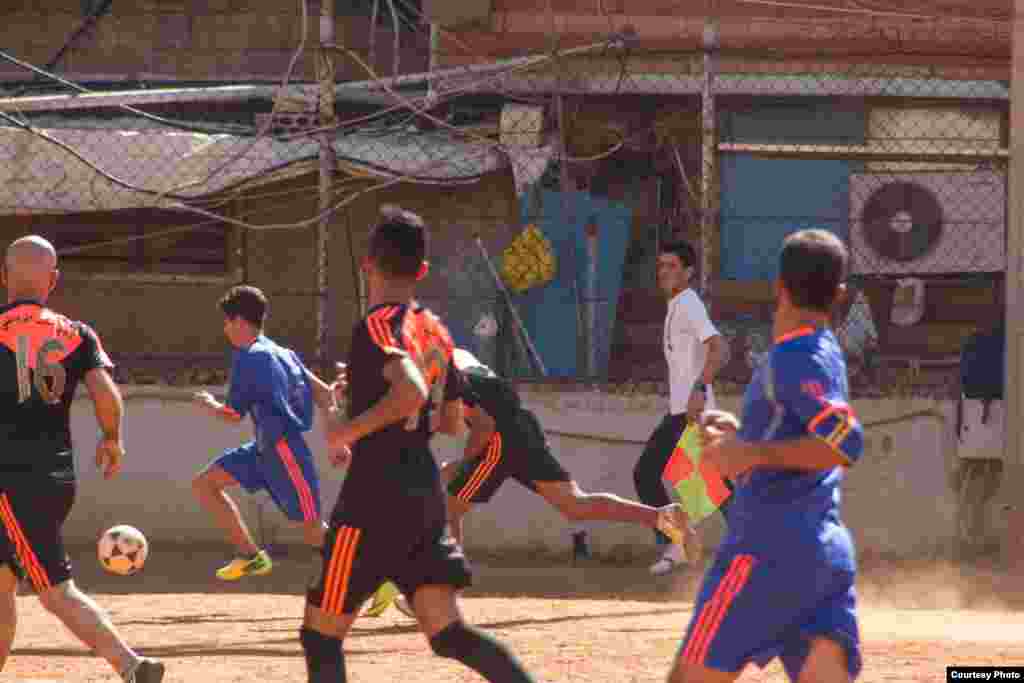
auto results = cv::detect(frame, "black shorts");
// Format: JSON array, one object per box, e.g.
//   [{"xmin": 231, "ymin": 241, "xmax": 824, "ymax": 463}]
[
  {"xmin": 0, "ymin": 474, "xmax": 75, "ymax": 592},
  {"xmin": 307, "ymin": 490, "xmax": 472, "ymax": 615},
  {"xmin": 447, "ymin": 410, "xmax": 570, "ymax": 504}
]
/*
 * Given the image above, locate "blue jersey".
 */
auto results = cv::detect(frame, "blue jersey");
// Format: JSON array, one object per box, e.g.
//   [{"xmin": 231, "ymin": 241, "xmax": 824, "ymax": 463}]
[
  {"xmin": 226, "ymin": 335, "xmax": 314, "ymax": 451},
  {"xmin": 725, "ymin": 326, "xmax": 864, "ymax": 564}
]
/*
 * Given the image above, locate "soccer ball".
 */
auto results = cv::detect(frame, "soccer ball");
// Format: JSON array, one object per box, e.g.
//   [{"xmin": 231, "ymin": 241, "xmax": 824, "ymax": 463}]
[{"xmin": 97, "ymin": 525, "xmax": 148, "ymax": 576}]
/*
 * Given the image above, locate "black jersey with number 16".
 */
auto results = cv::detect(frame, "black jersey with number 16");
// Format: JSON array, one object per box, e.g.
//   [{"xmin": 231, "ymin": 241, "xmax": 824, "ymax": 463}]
[{"xmin": 0, "ymin": 301, "xmax": 113, "ymax": 476}]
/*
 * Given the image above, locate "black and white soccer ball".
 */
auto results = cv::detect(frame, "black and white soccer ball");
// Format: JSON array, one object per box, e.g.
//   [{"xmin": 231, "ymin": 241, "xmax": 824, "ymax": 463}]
[{"xmin": 97, "ymin": 524, "xmax": 148, "ymax": 576}]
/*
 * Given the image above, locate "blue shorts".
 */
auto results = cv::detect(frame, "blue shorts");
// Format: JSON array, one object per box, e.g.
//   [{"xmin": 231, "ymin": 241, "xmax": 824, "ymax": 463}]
[
  {"xmin": 212, "ymin": 434, "xmax": 321, "ymax": 523},
  {"xmin": 678, "ymin": 549, "xmax": 861, "ymax": 680}
]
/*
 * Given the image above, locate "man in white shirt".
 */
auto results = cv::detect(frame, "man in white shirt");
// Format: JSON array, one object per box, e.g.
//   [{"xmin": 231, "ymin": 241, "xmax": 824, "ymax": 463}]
[{"xmin": 636, "ymin": 240, "xmax": 726, "ymax": 575}]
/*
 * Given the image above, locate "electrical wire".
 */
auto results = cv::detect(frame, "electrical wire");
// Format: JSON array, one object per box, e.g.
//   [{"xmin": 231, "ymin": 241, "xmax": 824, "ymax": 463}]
[
  {"xmin": 54, "ymin": 172, "xmax": 378, "ymax": 257},
  {"xmin": 330, "ymin": 39, "xmax": 628, "ymax": 168},
  {"xmin": 737, "ymin": 0, "xmax": 1005, "ymax": 21},
  {"xmin": 386, "ymin": 0, "xmax": 401, "ymax": 77},
  {"xmin": 0, "ymin": 0, "xmax": 310, "ymax": 209},
  {"xmin": 152, "ymin": 0, "xmax": 310, "ymax": 200},
  {"xmin": 0, "ymin": 50, "xmax": 254, "ymax": 136},
  {"xmin": 0, "ymin": 109, "xmax": 200, "ymax": 201},
  {"xmin": 4, "ymin": 25, "xmax": 632, "ymax": 244}
]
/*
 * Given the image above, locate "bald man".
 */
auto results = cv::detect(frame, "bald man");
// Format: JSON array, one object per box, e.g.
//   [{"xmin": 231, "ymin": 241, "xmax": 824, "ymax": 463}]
[{"xmin": 0, "ymin": 236, "xmax": 165, "ymax": 683}]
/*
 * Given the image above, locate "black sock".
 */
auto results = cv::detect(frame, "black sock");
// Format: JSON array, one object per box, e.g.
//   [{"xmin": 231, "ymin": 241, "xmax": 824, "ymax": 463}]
[
  {"xmin": 300, "ymin": 627, "xmax": 346, "ymax": 683},
  {"xmin": 429, "ymin": 621, "xmax": 536, "ymax": 683}
]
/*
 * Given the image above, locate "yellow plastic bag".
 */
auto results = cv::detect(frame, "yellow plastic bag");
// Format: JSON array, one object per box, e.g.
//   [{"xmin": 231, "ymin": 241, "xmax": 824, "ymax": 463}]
[{"xmin": 500, "ymin": 224, "xmax": 557, "ymax": 294}]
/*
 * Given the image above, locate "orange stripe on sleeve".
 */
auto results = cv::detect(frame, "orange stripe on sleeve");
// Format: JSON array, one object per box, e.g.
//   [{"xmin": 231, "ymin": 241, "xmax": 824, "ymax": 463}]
[
  {"xmin": 366, "ymin": 307, "xmax": 400, "ymax": 350},
  {"xmin": 366, "ymin": 315, "xmax": 391, "ymax": 350},
  {"xmin": 807, "ymin": 403, "xmax": 847, "ymax": 433}
]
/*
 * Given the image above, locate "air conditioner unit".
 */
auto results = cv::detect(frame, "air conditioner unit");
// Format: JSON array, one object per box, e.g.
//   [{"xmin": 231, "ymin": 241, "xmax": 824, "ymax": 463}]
[{"xmin": 849, "ymin": 171, "xmax": 1005, "ymax": 275}]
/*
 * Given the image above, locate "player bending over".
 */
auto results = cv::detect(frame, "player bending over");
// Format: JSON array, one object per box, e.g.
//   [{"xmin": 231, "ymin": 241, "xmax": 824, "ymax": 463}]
[
  {"xmin": 301, "ymin": 206, "xmax": 540, "ymax": 683},
  {"xmin": 442, "ymin": 348, "xmax": 694, "ymax": 560},
  {"xmin": 192, "ymin": 286, "xmax": 336, "ymax": 581},
  {"xmin": 667, "ymin": 229, "xmax": 865, "ymax": 683}
]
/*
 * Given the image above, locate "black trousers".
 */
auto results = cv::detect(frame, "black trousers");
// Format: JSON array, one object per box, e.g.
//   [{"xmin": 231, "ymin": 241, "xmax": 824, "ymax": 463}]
[{"xmin": 634, "ymin": 413, "xmax": 688, "ymax": 545}]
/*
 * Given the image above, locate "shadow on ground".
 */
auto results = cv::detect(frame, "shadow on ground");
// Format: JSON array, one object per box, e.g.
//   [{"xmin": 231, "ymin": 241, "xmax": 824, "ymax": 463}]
[{"xmin": 58, "ymin": 542, "xmax": 1024, "ymax": 611}]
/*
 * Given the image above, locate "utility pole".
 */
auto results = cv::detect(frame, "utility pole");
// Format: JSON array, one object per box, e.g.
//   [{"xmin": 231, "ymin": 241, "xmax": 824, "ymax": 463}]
[{"xmin": 316, "ymin": 0, "xmax": 336, "ymax": 364}]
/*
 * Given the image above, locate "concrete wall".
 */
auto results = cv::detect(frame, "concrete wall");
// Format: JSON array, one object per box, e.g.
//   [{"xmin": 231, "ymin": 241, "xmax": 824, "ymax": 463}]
[
  {"xmin": 61, "ymin": 385, "xmax": 1005, "ymax": 562},
  {"xmin": 1, "ymin": 1, "xmax": 428, "ymax": 83}
]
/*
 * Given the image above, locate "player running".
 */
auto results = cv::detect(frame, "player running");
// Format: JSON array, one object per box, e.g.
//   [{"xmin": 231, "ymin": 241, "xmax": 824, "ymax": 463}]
[
  {"xmin": 192, "ymin": 285, "xmax": 336, "ymax": 581},
  {"xmin": 0, "ymin": 236, "xmax": 164, "ymax": 683},
  {"xmin": 301, "ymin": 206, "xmax": 541, "ymax": 683},
  {"xmin": 667, "ymin": 229, "xmax": 864, "ymax": 682}
]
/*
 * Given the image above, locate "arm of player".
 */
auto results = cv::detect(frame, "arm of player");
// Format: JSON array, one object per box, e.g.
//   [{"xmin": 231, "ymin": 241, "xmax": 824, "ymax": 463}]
[
  {"xmin": 463, "ymin": 404, "xmax": 496, "ymax": 458},
  {"xmin": 768, "ymin": 352, "xmax": 864, "ymax": 470},
  {"xmin": 194, "ymin": 352, "xmax": 257, "ymax": 424},
  {"xmin": 703, "ymin": 352, "xmax": 863, "ymax": 477},
  {"xmin": 683, "ymin": 294, "xmax": 725, "ymax": 386},
  {"xmin": 737, "ymin": 434, "xmax": 854, "ymax": 472},
  {"xmin": 701, "ymin": 334, "xmax": 726, "ymax": 385},
  {"xmin": 84, "ymin": 367, "xmax": 125, "ymax": 480},
  {"xmin": 193, "ymin": 391, "xmax": 245, "ymax": 424},
  {"xmin": 304, "ymin": 368, "xmax": 336, "ymax": 413},
  {"xmin": 327, "ymin": 355, "xmax": 428, "ymax": 449}
]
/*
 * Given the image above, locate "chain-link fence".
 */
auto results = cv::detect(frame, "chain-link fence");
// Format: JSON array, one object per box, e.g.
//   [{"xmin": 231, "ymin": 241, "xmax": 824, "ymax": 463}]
[{"xmin": 0, "ymin": 4, "xmax": 1009, "ymax": 396}]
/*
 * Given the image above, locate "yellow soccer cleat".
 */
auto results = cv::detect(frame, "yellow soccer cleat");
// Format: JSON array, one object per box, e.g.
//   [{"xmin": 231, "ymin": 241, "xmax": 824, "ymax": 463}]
[
  {"xmin": 215, "ymin": 549, "xmax": 273, "ymax": 581},
  {"xmin": 363, "ymin": 581, "xmax": 400, "ymax": 618}
]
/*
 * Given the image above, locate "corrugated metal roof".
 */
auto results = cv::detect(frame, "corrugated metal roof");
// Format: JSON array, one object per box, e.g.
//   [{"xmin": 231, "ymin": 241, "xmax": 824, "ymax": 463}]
[{"xmin": 437, "ymin": 71, "xmax": 1009, "ymax": 100}]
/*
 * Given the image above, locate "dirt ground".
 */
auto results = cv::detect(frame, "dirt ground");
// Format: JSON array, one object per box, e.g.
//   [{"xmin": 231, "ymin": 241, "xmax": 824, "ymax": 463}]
[{"xmin": 6, "ymin": 544, "xmax": 1024, "ymax": 682}]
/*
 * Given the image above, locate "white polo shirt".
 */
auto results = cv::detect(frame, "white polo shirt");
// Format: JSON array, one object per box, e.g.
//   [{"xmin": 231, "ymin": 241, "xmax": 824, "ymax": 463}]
[{"xmin": 663, "ymin": 288, "xmax": 719, "ymax": 416}]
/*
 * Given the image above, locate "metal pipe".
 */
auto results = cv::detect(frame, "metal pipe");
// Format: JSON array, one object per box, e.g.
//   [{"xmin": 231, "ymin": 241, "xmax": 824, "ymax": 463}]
[{"xmin": 700, "ymin": 16, "xmax": 719, "ymax": 300}]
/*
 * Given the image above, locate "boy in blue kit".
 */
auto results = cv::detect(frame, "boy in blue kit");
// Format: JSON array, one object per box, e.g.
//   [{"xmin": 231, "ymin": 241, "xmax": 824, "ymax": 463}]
[
  {"xmin": 192, "ymin": 286, "xmax": 337, "ymax": 581},
  {"xmin": 668, "ymin": 229, "xmax": 865, "ymax": 683}
]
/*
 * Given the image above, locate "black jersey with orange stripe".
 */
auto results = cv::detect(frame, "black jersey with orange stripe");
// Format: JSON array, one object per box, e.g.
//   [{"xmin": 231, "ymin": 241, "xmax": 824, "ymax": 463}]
[
  {"xmin": 335, "ymin": 302, "xmax": 464, "ymax": 522},
  {"xmin": 0, "ymin": 301, "xmax": 113, "ymax": 475}
]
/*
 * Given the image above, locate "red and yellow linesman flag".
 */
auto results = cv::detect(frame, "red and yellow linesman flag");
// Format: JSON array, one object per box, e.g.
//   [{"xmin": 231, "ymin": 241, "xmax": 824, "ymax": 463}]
[{"xmin": 662, "ymin": 424, "xmax": 732, "ymax": 525}]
